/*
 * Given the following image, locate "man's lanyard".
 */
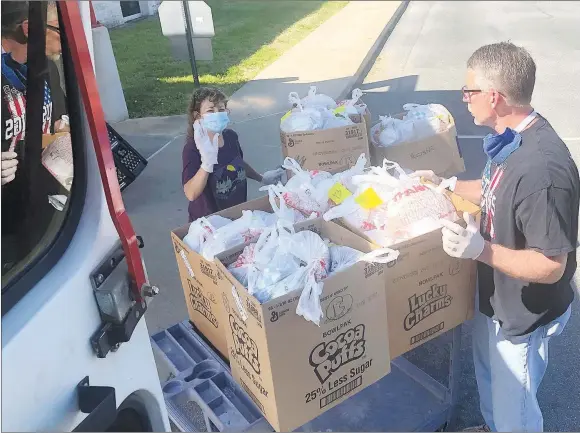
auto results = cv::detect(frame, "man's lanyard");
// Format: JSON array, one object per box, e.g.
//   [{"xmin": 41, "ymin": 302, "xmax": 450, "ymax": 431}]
[{"xmin": 513, "ymin": 110, "xmax": 537, "ymax": 133}]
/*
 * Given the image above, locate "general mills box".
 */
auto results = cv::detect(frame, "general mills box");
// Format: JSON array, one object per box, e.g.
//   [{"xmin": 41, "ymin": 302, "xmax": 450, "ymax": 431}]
[
  {"xmin": 215, "ymin": 219, "xmax": 391, "ymax": 432},
  {"xmin": 170, "ymin": 196, "xmax": 274, "ymax": 359},
  {"xmin": 280, "ymin": 118, "xmax": 370, "ymax": 174},
  {"xmin": 370, "ymin": 115, "xmax": 465, "ymax": 178},
  {"xmin": 337, "ymin": 192, "xmax": 479, "ymax": 359}
]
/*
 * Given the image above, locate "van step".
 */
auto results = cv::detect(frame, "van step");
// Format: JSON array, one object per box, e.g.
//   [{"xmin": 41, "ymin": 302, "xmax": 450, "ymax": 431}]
[{"xmin": 151, "ymin": 322, "xmax": 272, "ymax": 432}]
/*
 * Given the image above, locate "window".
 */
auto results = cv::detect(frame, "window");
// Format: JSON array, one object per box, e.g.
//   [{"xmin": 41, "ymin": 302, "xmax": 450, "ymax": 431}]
[
  {"xmin": 120, "ymin": 2, "xmax": 142, "ymax": 19},
  {"xmin": 1, "ymin": 2, "xmax": 85, "ymax": 314}
]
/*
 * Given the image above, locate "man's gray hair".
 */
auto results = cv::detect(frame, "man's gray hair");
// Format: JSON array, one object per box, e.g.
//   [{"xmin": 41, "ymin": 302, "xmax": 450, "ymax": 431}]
[{"xmin": 467, "ymin": 42, "xmax": 536, "ymax": 107}]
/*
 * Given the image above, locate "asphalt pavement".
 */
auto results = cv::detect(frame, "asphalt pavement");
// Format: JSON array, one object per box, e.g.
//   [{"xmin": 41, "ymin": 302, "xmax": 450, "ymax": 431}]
[{"xmin": 121, "ymin": 1, "xmax": 580, "ymax": 430}]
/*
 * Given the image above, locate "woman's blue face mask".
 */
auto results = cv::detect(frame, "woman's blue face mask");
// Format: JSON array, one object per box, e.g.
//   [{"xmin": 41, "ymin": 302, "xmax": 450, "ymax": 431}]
[{"xmin": 201, "ymin": 111, "xmax": 230, "ymax": 133}]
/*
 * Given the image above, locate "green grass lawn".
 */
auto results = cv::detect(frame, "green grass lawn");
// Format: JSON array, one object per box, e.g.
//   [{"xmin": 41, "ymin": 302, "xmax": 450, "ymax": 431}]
[{"xmin": 109, "ymin": 1, "xmax": 348, "ymax": 118}]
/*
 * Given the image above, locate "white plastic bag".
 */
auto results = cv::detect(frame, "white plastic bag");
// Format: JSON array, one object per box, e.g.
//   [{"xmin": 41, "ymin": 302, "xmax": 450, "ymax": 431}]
[
  {"xmin": 337, "ymin": 88, "xmax": 368, "ymax": 116},
  {"xmin": 325, "ymin": 159, "xmax": 458, "ymax": 246},
  {"xmin": 280, "ymin": 93, "xmax": 325, "ymax": 133},
  {"xmin": 321, "ymin": 108, "xmax": 354, "ymax": 130},
  {"xmin": 329, "ymin": 245, "xmax": 363, "ymax": 275},
  {"xmin": 402, "ymin": 103, "xmax": 452, "ymax": 136},
  {"xmin": 201, "ymin": 210, "xmax": 273, "ymax": 259},
  {"xmin": 183, "ymin": 215, "xmax": 232, "ymax": 252},
  {"xmin": 332, "ymin": 153, "xmax": 368, "ymax": 191},
  {"xmin": 289, "ymin": 231, "xmax": 330, "ymax": 325},
  {"xmin": 228, "ymin": 243, "xmax": 257, "ymax": 287},
  {"xmin": 301, "ymin": 86, "xmax": 337, "ymax": 110},
  {"xmin": 370, "ymin": 115, "xmax": 416, "ymax": 147}
]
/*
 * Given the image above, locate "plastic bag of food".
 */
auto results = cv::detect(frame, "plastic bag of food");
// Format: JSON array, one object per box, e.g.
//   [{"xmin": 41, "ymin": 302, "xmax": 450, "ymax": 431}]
[
  {"xmin": 228, "ymin": 243, "xmax": 257, "ymax": 287},
  {"xmin": 280, "ymin": 92, "xmax": 325, "ymax": 133},
  {"xmin": 325, "ymin": 159, "xmax": 458, "ymax": 246},
  {"xmin": 183, "ymin": 215, "xmax": 232, "ymax": 252},
  {"xmin": 337, "ymin": 88, "xmax": 367, "ymax": 116},
  {"xmin": 201, "ymin": 210, "xmax": 274, "ymax": 260},
  {"xmin": 262, "ymin": 157, "xmax": 333, "ymax": 217},
  {"xmin": 288, "ymin": 231, "xmax": 330, "ymax": 325},
  {"xmin": 370, "ymin": 115, "xmax": 416, "ymax": 147},
  {"xmin": 321, "ymin": 108, "xmax": 354, "ymax": 130},
  {"xmin": 248, "ymin": 221, "xmax": 300, "ymax": 294},
  {"xmin": 332, "ymin": 153, "xmax": 368, "ymax": 191},
  {"xmin": 300, "ymin": 85, "xmax": 337, "ymax": 110},
  {"xmin": 329, "ymin": 245, "xmax": 363, "ymax": 275},
  {"xmin": 402, "ymin": 103, "xmax": 452, "ymax": 136},
  {"xmin": 228, "ymin": 221, "xmax": 300, "ymax": 294}
]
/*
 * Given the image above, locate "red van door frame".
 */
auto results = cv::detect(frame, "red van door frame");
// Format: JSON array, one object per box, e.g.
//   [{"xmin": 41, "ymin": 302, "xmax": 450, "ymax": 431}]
[{"xmin": 59, "ymin": 1, "xmax": 146, "ymax": 302}]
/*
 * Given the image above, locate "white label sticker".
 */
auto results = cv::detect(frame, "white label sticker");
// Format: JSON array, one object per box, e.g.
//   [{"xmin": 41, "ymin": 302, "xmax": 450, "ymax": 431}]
[
  {"xmin": 232, "ymin": 286, "xmax": 248, "ymax": 322},
  {"xmin": 179, "ymin": 250, "xmax": 195, "ymax": 278}
]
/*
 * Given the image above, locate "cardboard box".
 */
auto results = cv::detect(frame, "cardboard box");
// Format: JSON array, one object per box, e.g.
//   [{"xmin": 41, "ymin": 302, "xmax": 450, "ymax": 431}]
[
  {"xmin": 170, "ymin": 196, "xmax": 274, "ymax": 359},
  {"xmin": 280, "ymin": 118, "xmax": 370, "ymax": 174},
  {"xmin": 338, "ymin": 192, "xmax": 479, "ymax": 359},
  {"xmin": 215, "ymin": 219, "xmax": 391, "ymax": 432},
  {"xmin": 370, "ymin": 117, "xmax": 465, "ymax": 178}
]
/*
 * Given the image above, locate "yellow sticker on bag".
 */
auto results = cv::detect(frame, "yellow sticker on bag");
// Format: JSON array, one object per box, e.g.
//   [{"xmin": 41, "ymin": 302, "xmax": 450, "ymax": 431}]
[
  {"xmin": 328, "ymin": 182, "xmax": 352, "ymax": 205},
  {"xmin": 333, "ymin": 106, "xmax": 347, "ymax": 115},
  {"xmin": 281, "ymin": 110, "xmax": 292, "ymax": 122},
  {"xmin": 355, "ymin": 188, "xmax": 383, "ymax": 209}
]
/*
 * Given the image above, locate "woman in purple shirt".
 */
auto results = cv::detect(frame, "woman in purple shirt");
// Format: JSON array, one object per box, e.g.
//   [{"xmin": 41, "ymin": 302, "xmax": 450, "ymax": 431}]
[{"xmin": 182, "ymin": 87, "xmax": 283, "ymax": 222}]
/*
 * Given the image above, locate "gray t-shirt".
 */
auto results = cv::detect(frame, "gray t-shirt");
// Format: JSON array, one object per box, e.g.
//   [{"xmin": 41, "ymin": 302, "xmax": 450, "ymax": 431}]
[{"xmin": 478, "ymin": 115, "xmax": 579, "ymax": 336}]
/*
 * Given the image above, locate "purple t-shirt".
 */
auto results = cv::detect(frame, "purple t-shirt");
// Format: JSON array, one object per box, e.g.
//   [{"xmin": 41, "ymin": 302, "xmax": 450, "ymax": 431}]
[{"xmin": 182, "ymin": 128, "xmax": 247, "ymax": 222}]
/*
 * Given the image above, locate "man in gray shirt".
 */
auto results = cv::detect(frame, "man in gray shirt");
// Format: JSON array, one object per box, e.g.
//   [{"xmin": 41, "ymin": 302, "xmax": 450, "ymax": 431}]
[{"xmin": 417, "ymin": 42, "xmax": 579, "ymax": 432}]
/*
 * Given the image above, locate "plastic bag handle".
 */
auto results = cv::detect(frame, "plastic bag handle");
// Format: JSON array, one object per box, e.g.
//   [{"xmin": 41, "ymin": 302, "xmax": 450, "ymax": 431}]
[
  {"xmin": 308, "ymin": 86, "xmax": 317, "ymax": 98},
  {"xmin": 296, "ymin": 268, "xmax": 324, "ymax": 326},
  {"xmin": 350, "ymin": 88, "xmax": 363, "ymax": 106},
  {"xmin": 282, "ymin": 156, "xmax": 305, "ymax": 175},
  {"xmin": 322, "ymin": 198, "xmax": 358, "ymax": 221},
  {"xmin": 359, "ymin": 247, "xmax": 400, "ymax": 264},
  {"xmin": 381, "ymin": 158, "xmax": 408, "ymax": 178},
  {"xmin": 288, "ymin": 92, "xmax": 303, "ymax": 111},
  {"xmin": 353, "ymin": 153, "xmax": 367, "ymax": 170}
]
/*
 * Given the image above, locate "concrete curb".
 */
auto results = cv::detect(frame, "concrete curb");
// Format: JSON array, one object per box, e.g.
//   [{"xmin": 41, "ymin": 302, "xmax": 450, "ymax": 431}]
[{"xmin": 338, "ymin": 0, "xmax": 410, "ymax": 102}]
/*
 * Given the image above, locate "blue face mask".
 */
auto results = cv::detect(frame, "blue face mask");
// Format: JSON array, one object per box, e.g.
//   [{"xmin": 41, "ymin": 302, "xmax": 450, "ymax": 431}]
[
  {"xmin": 482, "ymin": 127, "xmax": 522, "ymax": 164},
  {"xmin": 201, "ymin": 111, "xmax": 230, "ymax": 133}
]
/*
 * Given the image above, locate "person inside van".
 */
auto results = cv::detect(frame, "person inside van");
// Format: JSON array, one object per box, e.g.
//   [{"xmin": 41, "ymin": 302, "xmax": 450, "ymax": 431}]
[{"xmin": 182, "ymin": 87, "xmax": 284, "ymax": 222}]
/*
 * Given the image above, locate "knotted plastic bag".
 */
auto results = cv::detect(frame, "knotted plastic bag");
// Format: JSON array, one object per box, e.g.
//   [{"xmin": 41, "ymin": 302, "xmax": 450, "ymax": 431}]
[
  {"xmin": 336, "ymin": 88, "xmax": 368, "ymax": 117},
  {"xmin": 325, "ymin": 159, "xmax": 458, "ymax": 246},
  {"xmin": 300, "ymin": 85, "xmax": 337, "ymax": 110},
  {"xmin": 201, "ymin": 210, "xmax": 275, "ymax": 260},
  {"xmin": 329, "ymin": 245, "xmax": 363, "ymax": 275},
  {"xmin": 370, "ymin": 115, "xmax": 416, "ymax": 147},
  {"xmin": 402, "ymin": 103, "xmax": 452, "ymax": 137},
  {"xmin": 280, "ymin": 92, "xmax": 325, "ymax": 133},
  {"xmin": 321, "ymin": 108, "xmax": 354, "ymax": 130},
  {"xmin": 228, "ymin": 221, "xmax": 300, "ymax": 295},
  {"xmin": 183, "ymin": 215, "xmax": 232, "ymax": 252}
]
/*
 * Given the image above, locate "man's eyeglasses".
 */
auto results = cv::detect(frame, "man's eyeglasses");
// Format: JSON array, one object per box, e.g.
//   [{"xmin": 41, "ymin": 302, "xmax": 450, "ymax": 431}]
[
  {"xmin": 46, "ymin": 24, "xmax": 60, "ymax": 35},
  {"xmin": 461, "ymin": 85, "xmax": 482, "ymax": 101}
]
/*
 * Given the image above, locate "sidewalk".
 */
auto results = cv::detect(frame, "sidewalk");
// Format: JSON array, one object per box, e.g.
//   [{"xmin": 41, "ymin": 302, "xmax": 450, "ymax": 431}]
[{"xmin": 116, "ymin": 0, "xmax": 408, "ymax": 335}]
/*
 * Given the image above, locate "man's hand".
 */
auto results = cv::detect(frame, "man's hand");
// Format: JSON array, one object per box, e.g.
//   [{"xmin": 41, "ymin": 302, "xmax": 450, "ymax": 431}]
[
  {"xmin": 261, "ymin": 167, "xmax": 285, "ymax": 186},
  {"xmin": 440, "ymin": 212, "xmax": 485, "ymax": 259},
  {"xmin": 193, "ymin": 121, "xmax": 219, "ymax": 173},
  {"xmin": 1, "ymin": 151, "xmax": 18, "ymax": 186}
]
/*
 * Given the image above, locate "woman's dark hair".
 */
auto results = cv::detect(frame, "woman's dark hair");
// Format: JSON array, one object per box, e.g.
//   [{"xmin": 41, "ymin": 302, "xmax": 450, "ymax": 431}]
[{"xmin": 186, "ymin": 86, "xmax": 228, "ymax": 137}]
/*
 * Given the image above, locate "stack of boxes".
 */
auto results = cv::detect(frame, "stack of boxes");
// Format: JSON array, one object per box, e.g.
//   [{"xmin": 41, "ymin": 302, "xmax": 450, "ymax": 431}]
[{"xmin": 170, "ymin": 94, "xmax": 476, "ymax": 431}]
